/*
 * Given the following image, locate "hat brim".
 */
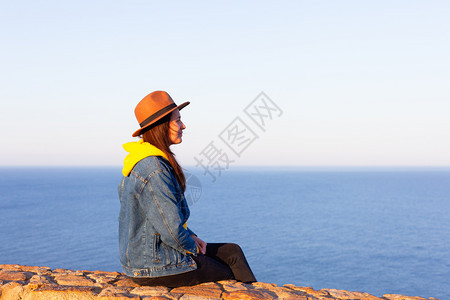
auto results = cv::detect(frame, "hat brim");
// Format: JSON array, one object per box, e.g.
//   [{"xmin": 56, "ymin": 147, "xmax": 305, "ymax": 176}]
[{"xmin": 132, "ymin": 101, "xmax": 190, "ymax": 137}]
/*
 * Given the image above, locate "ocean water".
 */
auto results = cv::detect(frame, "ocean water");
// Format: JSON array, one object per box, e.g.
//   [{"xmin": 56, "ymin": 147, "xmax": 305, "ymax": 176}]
[{"xmin": 0, "ymin": 167, "xmax": 449, "ymax": 299}]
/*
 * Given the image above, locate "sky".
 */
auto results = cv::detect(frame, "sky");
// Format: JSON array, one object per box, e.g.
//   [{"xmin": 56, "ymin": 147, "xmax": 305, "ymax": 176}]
[{"xmin": 1, "ymin": 0, "xmax": 449, "ymax": 167}]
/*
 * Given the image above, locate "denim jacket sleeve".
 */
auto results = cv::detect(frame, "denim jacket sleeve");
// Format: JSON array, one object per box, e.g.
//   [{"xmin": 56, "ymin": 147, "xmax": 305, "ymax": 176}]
[
  {"xmin": 187, "ymin": 227, "xmax": 196, "ymax": 237},
  {"xmin": 139, "ymin": 167, "xmax": 197, "ymax": 255}
]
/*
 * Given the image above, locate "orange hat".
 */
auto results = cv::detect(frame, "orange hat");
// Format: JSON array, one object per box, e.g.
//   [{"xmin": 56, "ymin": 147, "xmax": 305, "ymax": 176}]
[{"xmin": 132, "ymin": 91, "xmax": 189, "ymax": 137}]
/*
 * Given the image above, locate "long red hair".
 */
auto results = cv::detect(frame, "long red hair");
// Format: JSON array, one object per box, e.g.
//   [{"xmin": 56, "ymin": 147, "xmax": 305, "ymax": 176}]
[{"xmin": 141, "ymin": 113, "xmax": 186, "ymax": 191}]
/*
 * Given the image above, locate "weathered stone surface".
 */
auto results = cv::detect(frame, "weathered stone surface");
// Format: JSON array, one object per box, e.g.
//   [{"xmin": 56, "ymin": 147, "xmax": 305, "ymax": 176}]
[
  {"xmin": 383, "ymin": 294, "xmax": 434, "ymax": 300},
  {"xmin": 53, "ymin": 274, "xmax": 96, "ymax": 286},
  {"xmin": 97, "ymin": 296, "xmax": 139, "ymax": 300},
  {"xmin": 217, "ymin": 280, "xmax": 248, "ymax": 292},
  {"xmin": 114, "ymin": 276, "xmax": 141, "ymax": 287},
  {"xmin": 53, "ymin": 268, "xmax": 72, "ymax": 273},
  {"xmin": 0, "ymin": 265, "xmax": 22, "ymax": 271},
  {"xmin": 94, "ymin": 271, "xmax": 122, "ymax": 276},
  {"xmin": 283, "ymin": 284, "xmax": 326, "ymax": 298},
  {"xmin": 130, "ymin": 286, "xmax": 170, "ymax": 296},
  {"xmin": 0, "ymin": 271, "xmax": 29, "ymax": 282},
  {"xmin": 25, "ymin": 285, "xmax": 98, "ymax": 300},
  {"xmin": 0, "ymin": 264, "xmax": 439, "ymax": 300},
  {"xmin": 0, "ymin": 282, "xmax": 27, "ymax": 300},
  {"xmin": 18, "ymin": 266, "xmax": 51, "ymax": 274},
  {"xmin": 222, "ymin": 289, "xmax": 275, "ymax": 300},
  {"xmin": 249, "ymin": 282, "xmax": 277, "ymax": 289},
  {"xmin": 88, "ymin": 272, "xmax": 120, "ymax": 284},
  {"xmin": 171, "ymin": 285, "xmax": 222, "ymax": 299},
  {"xmin": 325, "ymin": 288, "xmax": 382, "ymax": 300},
  {"xmin": 97, "ymin": 286, "xmax": 139, "ymax": 299},
  {"xmin": 265, "ymin": 286, "xmax": 307, "ymax": 299},
  {"xmin": 27, "ymin": 274, "xmax": 54, "ymax": 289},
  {"xmin": 29, "ymin": 274, "xmax": 53, "ymax": 284}
]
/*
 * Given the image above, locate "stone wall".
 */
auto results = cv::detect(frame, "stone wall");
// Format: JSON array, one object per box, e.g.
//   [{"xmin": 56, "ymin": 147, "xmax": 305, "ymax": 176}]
[{"xmin": 0, "ymin": 264, "xmax": 437, "ymax": 300}]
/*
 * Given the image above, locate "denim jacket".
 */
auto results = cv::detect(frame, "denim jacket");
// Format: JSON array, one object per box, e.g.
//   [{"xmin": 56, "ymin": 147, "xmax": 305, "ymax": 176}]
[{"xmin": 118, "ymin": 156, "xmax": 198, "ymax": 277}]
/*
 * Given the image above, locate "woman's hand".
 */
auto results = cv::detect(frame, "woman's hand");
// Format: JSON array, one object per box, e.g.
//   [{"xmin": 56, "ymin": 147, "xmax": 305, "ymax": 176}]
[{"xmin": 191, "ymin": 235, "xmax": 207, "ymax": 255}]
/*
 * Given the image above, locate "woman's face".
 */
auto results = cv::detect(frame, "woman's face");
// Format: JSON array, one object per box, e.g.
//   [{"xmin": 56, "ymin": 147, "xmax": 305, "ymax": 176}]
[{"xmin": 169, "ymin": 109, "xmax": 186, "ymax": 144}]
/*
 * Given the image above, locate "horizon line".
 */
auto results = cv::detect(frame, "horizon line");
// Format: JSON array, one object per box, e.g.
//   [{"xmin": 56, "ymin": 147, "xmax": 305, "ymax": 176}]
[{"xmin": 1, "ymin": 165, "xmax": 450, "ymax": 170}]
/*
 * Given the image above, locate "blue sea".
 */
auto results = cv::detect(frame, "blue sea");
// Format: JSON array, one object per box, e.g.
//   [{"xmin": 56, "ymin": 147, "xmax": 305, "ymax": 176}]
[{"xmin": 0, "ymin": 167, "xmax": 449, "ymax": 299}]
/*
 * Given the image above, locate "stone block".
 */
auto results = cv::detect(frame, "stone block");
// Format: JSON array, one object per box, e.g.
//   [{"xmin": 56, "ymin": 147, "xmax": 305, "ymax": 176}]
[
  {"xmin": 53, "ymin": 274, "xmax": 96, "ymax": 286},
  {"xmin": 283, "ymin": 284, "xmax": 330, "ymax": 298},
  {"xmin": 383, "ymin": 294, "xmax": 429, "ymax": 300},
  {"xmin": 0, "ymin": 282, "xmax": 26, "ymax": 300},
  {"xmin": 219, "ymin": 280, "xmax": 248, "ymax": 292},
  {"xmin": 250, "ymin": 282, "xmax": 277, "ymax": 289},
  {"xmin": 222, "ymin": 289, "xmax": 275, "ymax": 300},
  {"xmin": 97, "ymin": 286, "xmax": 140, "ymax": 299},
  {"xmin": 267, "ymin": 286, "xmax": 308, "ymax": 299},
  {"xmin": 19, "ymin": 265, "xmax": 51, "ymax": 274},
  {"xmin": 0, "ymin": 264, "xmax": 22, "ymax": 271},
  {"xmin": 325, "ymin": 289, "xmax": 382, "ymax": 300},
  {"xmin": 23, "ymin": 285, "xmax": 97, "ymax": 300},
  {"xmin": 130, "ymin": 286, "xmax": 170, "ymax": 296},
  {"xmin": 142, "ymin": 296, "xmax": 172, "ymax": 300},
  {"xmin": 170, "ymin": 285, "xmax": 223, "ymax": 299},
  {"xmin": 87, "ymin": 272, "xmax": 120, "ymax": 284},
  {"xmin": 0, "ymin": 270, "xmax": 30, "ymax": 281},
  {"xmin": 114, "ymin": 276, "xmax": 141, "ymax": 287}
]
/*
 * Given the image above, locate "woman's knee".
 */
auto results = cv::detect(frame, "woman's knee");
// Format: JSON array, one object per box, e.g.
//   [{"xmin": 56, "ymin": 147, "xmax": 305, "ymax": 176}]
[{"xmin": 221, "ymin": 243, "xmax": 244, "ymax": 256}]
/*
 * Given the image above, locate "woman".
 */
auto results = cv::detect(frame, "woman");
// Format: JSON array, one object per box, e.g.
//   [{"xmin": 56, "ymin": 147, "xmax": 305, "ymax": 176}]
[{"xmin": 118, "ymin": 91, "xmax": 256, "ymax": 287}]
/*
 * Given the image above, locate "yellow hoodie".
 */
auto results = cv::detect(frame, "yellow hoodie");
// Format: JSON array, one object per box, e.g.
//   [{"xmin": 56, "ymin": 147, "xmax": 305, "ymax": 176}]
[
  {"xmin": 122, "ymin": 139, "xmax": 197, "ymax": 253},
  {"xmin": 122, "ymin": 139, "xmax": 168, "ymax": 177}
]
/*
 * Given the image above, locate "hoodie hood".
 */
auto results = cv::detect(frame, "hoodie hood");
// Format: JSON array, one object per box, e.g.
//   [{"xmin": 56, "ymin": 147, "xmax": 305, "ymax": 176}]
[{"xmin": 122, "ymin": 139, "xmax": 168, "ymax": 176}]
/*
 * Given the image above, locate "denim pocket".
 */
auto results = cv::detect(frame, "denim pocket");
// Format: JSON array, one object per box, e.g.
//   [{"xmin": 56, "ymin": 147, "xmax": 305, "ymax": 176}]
[{"xmin": 152, "ymin": 233, "xmax": 161, "ymax": 262}]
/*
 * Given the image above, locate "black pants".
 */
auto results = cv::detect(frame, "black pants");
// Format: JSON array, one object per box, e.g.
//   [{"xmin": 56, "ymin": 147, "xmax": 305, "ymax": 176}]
[{"xmin": 131, "ymin": 243, "xmax": 256, "ymax": 288}]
